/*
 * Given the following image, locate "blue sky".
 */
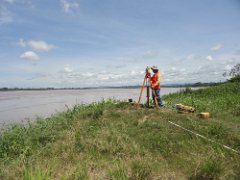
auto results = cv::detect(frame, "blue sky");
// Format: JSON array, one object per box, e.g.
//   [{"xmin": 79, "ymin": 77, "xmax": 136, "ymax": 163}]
[{"xmin": 0, "ymin": 0, "xmax": 240, "ymax": 88}]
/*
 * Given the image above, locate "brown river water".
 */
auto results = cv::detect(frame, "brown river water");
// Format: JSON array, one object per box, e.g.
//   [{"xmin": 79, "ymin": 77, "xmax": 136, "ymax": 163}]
[{"xmin": 0, "ymin": 88, "xmax": 185, "ymax": 126}]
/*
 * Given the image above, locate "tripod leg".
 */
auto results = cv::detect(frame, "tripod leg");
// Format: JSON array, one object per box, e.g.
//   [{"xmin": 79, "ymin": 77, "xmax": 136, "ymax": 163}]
[
  {"xmin": 135, "ymin": 77, "xmax": 146, "ymax": 110},
  {"xmin": 146, "ymin": 78, "xmax": 150, "ymax": 108}
]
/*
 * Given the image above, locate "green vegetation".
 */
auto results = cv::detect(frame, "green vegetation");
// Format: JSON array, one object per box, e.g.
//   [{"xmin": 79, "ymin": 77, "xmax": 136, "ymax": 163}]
[{"xmin": 0, "ymin": 82, "xmax": 239, "ymax": 179}]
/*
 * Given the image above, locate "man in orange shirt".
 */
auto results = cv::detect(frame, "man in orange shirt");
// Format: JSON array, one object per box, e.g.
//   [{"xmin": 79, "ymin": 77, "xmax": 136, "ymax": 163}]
[{"xmin": 150, "ymin": 66, "xmax": 164, "ymax": 107}]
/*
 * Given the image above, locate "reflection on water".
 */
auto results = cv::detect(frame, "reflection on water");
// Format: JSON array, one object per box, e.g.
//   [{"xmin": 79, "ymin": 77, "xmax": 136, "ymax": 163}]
[{"xmin": 0, "ymin": 88, "xmax": 184, "ymax": 126}]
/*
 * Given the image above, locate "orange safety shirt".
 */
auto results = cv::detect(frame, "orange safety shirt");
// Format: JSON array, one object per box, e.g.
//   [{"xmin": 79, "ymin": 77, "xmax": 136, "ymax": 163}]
[{"xmin": 151, "ymin": 72, "xmax": 160, "ymax": 89}]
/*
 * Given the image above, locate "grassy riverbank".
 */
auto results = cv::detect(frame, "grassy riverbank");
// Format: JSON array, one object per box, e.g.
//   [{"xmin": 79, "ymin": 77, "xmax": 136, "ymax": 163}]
[{"xmin": 0, "ymin": 82, "xmax": 239, "ymax": 179}]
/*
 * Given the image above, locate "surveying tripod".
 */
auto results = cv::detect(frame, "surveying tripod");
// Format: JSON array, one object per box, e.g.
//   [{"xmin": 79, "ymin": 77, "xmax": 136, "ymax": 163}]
[{"xmin": 135, "ymin": 67, "xmax": 160, "ymax": 110}]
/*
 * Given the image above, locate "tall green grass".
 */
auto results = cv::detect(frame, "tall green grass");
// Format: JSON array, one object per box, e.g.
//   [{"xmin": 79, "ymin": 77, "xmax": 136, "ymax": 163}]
[{"xmin": 164, "ymin": 82, "xmax": 240, "ymax": 117}]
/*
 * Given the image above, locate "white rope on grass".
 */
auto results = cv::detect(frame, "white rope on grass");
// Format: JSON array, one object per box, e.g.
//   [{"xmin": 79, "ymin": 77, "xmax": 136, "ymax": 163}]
[{"xmin": 168, "ymin": 120, "xmax": 240, "ymax": 155}]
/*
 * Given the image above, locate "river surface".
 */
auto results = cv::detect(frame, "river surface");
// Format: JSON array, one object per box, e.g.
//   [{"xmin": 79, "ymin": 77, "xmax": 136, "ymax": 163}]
[{"xmin": 0, "ymin": 88, "xmax": 184, "ymax": 126}]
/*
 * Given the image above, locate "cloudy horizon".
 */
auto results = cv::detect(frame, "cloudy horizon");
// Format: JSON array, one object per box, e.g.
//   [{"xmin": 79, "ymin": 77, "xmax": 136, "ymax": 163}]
[{"xmin": 1, "ymin": 0, "xmax": 240, "ymax": 88}]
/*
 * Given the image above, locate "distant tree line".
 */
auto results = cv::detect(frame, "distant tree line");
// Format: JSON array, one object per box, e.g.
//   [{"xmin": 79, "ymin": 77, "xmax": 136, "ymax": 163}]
[
  {"xmin": 0, "ymin": 87, "xmax": 55, "ymax": 91},
  {"xmin": 0, "ymin": 83, "xmax": 220, "ymax": 91}
]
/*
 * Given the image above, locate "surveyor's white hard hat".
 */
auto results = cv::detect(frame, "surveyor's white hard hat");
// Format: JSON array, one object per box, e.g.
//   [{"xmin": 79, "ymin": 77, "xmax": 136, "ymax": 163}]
[{"xmin": 151, "ymin": 66, "xmax": 158, "ymax": 70}]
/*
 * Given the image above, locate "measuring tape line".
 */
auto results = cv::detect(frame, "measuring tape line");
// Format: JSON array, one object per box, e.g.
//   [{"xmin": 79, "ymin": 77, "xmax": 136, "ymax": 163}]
[{"xmin": 168, "ymin": 120, "xmax": 240, "ymax": 155}]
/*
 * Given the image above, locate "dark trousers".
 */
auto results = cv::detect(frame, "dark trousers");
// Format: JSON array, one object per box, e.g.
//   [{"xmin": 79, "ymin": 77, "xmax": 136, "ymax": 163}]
[{"xmin": 152, "ymin": 89, "xmax": 163, "ymax": 107}]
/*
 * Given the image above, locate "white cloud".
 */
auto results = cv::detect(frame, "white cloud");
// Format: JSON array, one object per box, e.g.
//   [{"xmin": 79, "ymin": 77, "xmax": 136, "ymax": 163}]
[
  {"xmin": 61, "ymin": 0, "xmax": 79, "ymax": 13},
  {"xmin": 20, "ymin": 51, "xmax": 39, "ymax": 61},
  {"xmin": 0, "ymin": 0, "xmax": 19, "ymax": 25},
  {"xmin": 18, "ymin": 38, "xmax": 26, "ymax": 47},
  {"xmin": 1, "ymin": 0, "xmax": 34, "ymax": 25},
  {"xmin": 84, "ymin": 72, "xmax": 94, "ymax": 77},
  {"xmin": 210, "ymin": 43, "xmax": 223, "ymax": 51},
  {"xmin": 143, "ymin": 50, "xmax": 159, "ymax": 58},
  {"xmin": 234, "ymin": 49, "xmax": 240, "ymax": 55},
  {"xmin": 53, "ymin": 66, "xmax": 145, "ymax": 86},
  {"xmin": 186, "ymin": 54, "xmax": 194, "ymax": 60},
  {"xmin": 18, "ymin": 39, "xmax": 55, "ymax": 61},
  {"xmin": 130, "ymin": 70, "xmax": 137, "ymax": 75},
  {"xmin": 28, "ymin": 40, "xmax": 55, "ymax": 52},
  {"xmin": 3, "ymin": 0, "xmax": 15, "ymax": 3},
  {"xmin": 64, "ymin": 65, "xmax": 73, "ymax": 73},
  {"xmin": 0, "ymin": 4, "xmax": 13, "ymax": 24},
  {"xmin": 224, "ymin": 64, "xmax": 232, "ymax": 71},
  {"xmin": 180, "ymin": 68, "xmax": 185, "ymax": 72},
  {"xmin": 18, "ymin": 39, "xmax": 55, "ymax": 51},
  {"xmin": 4, "ymin": 0, "xmax": 15, "ymax": 3},
  {"xmin": 206, "ymin": 55, "xmax": 213, "ymax": 61}
]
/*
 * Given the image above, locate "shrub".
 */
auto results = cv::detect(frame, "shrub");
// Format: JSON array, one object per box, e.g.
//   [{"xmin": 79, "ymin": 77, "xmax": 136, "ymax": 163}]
[
  {"xmin": 23, "ymin": 167, "xmax": 51, "ymax": 180},
  {"xmin": 207, "ymin": 123, "xmax": 227, "ymax": 139},
  {"xmin": 109, "ymin": 163, "xmax": 128, "ymax": 180},
  {"xmin": 191, "ymin": 158, "xmax": 223, "ymax": 180},
  {"xmin": 130, "ymin": 161, "xmax": 152, "ymax": 180}
]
